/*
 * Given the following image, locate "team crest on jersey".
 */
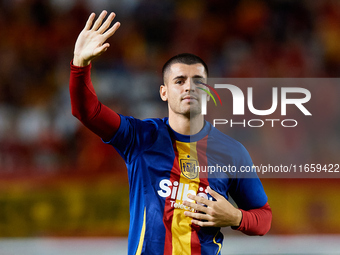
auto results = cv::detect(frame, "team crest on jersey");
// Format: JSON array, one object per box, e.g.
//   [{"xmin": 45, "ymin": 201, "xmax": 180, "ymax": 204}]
[{"xmin": 180, "ymin": 158, "xmax": 198, "ymax": 179}]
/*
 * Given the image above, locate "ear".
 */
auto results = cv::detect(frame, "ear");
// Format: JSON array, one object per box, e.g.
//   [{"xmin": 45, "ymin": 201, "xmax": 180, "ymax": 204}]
[{"xmin": 160, "ymin": 84, "xmax": 168, "ymax": 101}]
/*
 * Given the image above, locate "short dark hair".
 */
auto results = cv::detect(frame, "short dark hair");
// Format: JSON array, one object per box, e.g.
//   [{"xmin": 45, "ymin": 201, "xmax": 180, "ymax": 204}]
[{"xmin": 162, "ymin": 53, "xmax": 209, "ymax": 83}]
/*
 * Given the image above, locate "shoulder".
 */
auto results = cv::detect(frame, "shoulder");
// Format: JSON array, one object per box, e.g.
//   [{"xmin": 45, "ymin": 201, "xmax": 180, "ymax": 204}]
[
  {"xmin": 105, "ymin": 116, "xmax": 169, "ymax": 162},
  {"xmin": 119, "ymin": 115, "xmax": 167, "ymax": 130}
]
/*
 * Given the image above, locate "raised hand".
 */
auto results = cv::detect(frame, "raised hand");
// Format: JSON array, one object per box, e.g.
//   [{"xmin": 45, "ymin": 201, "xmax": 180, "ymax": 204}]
[
  {"xmin": 183, "ymin": 186, "xmax": 242, "ymax": 228},
  {"xmin": 73, "ymin": 10, "xmax": 120, "ymax": 67}
]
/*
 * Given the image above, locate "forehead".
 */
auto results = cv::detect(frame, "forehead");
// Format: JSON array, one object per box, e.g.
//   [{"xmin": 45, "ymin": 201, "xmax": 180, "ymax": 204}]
[{"xmin": 168, "ymin": 63, "xmax": 206, "ymax": 79}]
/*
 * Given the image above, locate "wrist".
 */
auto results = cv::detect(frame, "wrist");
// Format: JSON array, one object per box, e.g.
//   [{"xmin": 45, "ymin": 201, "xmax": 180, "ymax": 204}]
[
  {"xmin": 73, "ymin": 55, "xmax": 91, "ymax": 67},
  {"xmin": 232, "ymin": 209, "xmax": 243, "ymax": 227}
]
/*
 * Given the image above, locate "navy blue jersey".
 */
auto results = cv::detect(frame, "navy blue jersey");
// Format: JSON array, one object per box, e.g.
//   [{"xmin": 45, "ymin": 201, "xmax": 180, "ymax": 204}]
[{"xmin": 104, "ymin": 116, "xmax": 267, "ymax": 255}]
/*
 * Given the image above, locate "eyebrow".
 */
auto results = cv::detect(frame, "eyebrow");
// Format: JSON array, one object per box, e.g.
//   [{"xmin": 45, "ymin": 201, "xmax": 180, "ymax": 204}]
[
  {"xmin": 172, "ymin": 75, "xmax": 205, "ymax": 81},
  {"xmin": 172, "ymin": 75, "xmax": 186, "ymax": 81},
  {"xmin": 192, "ymin": 75, "xmax": 205, "ymax": 79}
]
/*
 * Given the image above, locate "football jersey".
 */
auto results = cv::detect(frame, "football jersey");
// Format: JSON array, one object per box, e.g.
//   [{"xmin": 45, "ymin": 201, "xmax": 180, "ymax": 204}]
[{"xmin": 104, "ymin": 116, "xmax": 268, "ymax": 255}]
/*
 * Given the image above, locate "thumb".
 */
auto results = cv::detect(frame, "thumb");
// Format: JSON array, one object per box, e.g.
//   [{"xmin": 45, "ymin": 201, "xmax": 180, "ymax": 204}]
[{"xmin": 94, "ymin": 43, "xmax": 110, "ymax": 56}]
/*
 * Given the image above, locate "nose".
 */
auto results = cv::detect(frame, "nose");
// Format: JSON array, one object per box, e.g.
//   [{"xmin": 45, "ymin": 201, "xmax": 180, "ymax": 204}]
[{"xmin": 185, "ymin": 78, "xmax": 196, "ymax": 92}]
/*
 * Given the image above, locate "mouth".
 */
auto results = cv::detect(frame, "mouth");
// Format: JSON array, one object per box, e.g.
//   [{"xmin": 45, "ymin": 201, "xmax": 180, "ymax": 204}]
[{"xmin": 182, "ymin": 95, "xmax": 198, "ymax": 102}]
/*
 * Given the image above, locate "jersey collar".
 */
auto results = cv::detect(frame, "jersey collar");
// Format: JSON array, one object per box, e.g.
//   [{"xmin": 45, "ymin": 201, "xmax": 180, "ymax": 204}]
[{"xmin": 164, "ymin": 118, "xmax": 211, "ymax": 143}]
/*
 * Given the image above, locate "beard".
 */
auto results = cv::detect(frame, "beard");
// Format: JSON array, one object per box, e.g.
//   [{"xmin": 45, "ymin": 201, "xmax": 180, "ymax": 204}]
[
  {"xmin": 189, "ymin": 104, "xmax": 202, "ymax": 118},
  {"xmin": 168, "ymin": 94, "xmax": 202, "ymax": 119},
  {"xmin": 179, "ymin": 102, "xmax": 202, "ymax": 119}
]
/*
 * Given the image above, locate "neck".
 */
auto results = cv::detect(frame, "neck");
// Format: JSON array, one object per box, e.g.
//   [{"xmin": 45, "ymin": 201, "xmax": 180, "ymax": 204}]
[{"xmin": 168, "ymin": 112, "xmax": 204, "ymax": 136}]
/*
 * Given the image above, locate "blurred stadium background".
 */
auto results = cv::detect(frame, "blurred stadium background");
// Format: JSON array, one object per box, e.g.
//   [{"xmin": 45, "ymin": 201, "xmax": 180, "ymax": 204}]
[{"xmin": 0, "ymin": 0, "xmax": 340, "ymax": 254}]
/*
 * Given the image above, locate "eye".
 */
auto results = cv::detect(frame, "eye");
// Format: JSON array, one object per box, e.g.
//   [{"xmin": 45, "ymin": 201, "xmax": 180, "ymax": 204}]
[
  {"xmin": 193, "ymin": 79, "xmax": 204, "ymax": 86},
  {"xmin": 175, "ymin": 80, "xmax": 183, "ymax": 85}
]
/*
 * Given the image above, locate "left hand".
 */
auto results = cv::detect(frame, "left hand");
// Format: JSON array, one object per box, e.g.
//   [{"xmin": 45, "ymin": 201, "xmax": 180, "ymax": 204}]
[{"xmin": 183, "ymin": 186, "xmax": 242, "ymax": 228}]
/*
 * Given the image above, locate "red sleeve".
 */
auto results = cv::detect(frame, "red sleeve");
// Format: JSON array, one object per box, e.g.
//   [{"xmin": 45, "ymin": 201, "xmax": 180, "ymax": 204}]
[
  {"xmin": 69, "ymin": 61, "xmax": 120, "ymax": 141},
  {"xmin": 233, "ymin": 202, "xmax": 272, "ymax": 236}
]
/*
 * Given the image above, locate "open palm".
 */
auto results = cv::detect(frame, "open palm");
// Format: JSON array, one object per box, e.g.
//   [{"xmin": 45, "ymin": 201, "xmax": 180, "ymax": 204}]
[{"xmin": 73, "ymin": 11, "xmax": 120, "ymax": 66}]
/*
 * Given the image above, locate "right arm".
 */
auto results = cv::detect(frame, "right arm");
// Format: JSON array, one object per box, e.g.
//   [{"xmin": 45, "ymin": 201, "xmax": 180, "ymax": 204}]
[{"xmin": 70, "ymin": 11, "xmax": 121, "ymax": 141}]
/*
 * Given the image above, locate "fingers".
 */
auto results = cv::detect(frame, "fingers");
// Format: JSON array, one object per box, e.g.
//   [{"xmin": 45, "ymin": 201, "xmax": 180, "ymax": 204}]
[
  {"xmin": 182, "ymin": 188, "xmax": 228, "ymax": 228},
  {"xmin": 103, "ymin": 21, "xmax": 121, "ymax": 39},
  {"xmin": 97, "ymin": 12, "xmax": 116, "ymax": 34},
  {"xmin": 184, "ymin": 211, "xmax": 214, "ymax": 227},
  {"xmin": 187, "ymin": 193, "xmax": 213, "ymax": 207},
  {"xmin": 184, "ymin": 210, "xmax": 212, "ymax": 221},
  {"xmin": 191, "ymin": 219, "xmax": 214, "ymax": 227},
  {"xmin": 93, "ymin": 43, "xmax": 110, "ymax": 56},
  {"xmin": 91, "ymin": 10, "xmax": 108, "ymax": 31},
  {"xmin": 84, "ymin": 13, "xmax": 95, "ymax": 30},
  {"xmin": 183, "ymin": 200, "xmax": 208, "ymax": 213},
  {"xmin": 86, "ymin": 10, "xmax": 120, "ymax": 38}
]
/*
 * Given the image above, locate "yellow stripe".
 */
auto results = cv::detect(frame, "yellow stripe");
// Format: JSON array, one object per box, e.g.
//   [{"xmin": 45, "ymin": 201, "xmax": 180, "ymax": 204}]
[
  {"xmin": 171, "ymin": 141, "xmax": 200, "ymax": 255},
  {"xmin": 213, "ymin": 231, "xmax": 222, "ymax": 255},
  {"xmin": 136, "ymin": 207, "xmax": 146, "ymax": 255}
]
